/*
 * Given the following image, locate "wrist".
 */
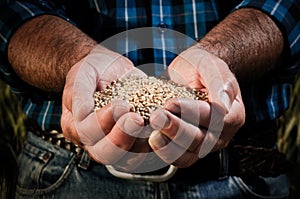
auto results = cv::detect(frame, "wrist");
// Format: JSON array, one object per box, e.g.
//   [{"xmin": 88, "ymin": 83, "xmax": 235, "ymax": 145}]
[
  {"xmin": 8, "ymin": 15, "xmax": 97, "ymax": 92},
  {"xmin": 196, "ymin": 8, "xmax": 284, "ymax": 82}
]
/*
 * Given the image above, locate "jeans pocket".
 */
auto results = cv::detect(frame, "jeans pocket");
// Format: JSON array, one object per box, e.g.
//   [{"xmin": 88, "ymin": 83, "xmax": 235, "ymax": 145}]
[
  {"xmin": 16, "ymin": 141, "xmax": 75, "ymax": 195},
  {"xmin": 232, "ymin": 175, "xmax": 290, "ymax": 199}
]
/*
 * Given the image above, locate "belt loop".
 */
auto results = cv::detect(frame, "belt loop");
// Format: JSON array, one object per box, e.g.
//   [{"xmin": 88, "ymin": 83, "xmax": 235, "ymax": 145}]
[
  {"xmin": 218, "ymin": 148, "xmax": 228, "ymax": 180},
  {"xmin": 77, "ymin": 151, "xmax": 91, "ymax": 170}
]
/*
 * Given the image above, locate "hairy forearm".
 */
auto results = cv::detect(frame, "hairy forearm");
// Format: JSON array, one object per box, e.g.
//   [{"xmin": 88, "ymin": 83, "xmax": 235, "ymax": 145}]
[
  {"xmin": 8, "ymin": 15, "xmax": 97, "ymax": 92},
  {"xmin": 198, "ymin": 8, "xmax": 284, "ymax": 82}
]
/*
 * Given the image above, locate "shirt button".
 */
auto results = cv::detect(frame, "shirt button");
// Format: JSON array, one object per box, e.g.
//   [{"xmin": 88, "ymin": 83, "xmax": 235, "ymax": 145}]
[{"xmin": 158, "ymin": 22, "xmax": 167, "ymax": 32}]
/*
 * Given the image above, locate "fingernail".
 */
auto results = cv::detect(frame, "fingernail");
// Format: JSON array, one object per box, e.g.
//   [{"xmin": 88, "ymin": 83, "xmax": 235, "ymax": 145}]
[
  {"xmin": 72, "ymin": 98, "xmax": 81, "ymax": 117},
  {"xmin": 164, "ymin": 100, "xmax": 180, "ymax": 115},
  {"xmin": 73, "ymin": 97, "xmax": 93, "ymax": 121},
  {"xmin": 122, "ymin": 115, "xmax": 144, "ymax": 135},
  {"xmin": 112, "ymin": 100, "xmax": 130, "ymax": 120},
  {"xmin": 150, "ymin": 108, "xmax": 170, "ymax": 130},
  {"xmin": 149, "ymin": 130, "xmax": 168, "ymax": 148},
  {"xmin": 219, "ymin": 90, "xmax": 231, "ymax": 112}
]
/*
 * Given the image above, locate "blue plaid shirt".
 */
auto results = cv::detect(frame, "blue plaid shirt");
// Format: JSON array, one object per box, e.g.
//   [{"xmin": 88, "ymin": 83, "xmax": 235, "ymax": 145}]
[{"xmin": 0, "ymin": 0, "xmax": 299, "ymax": 131}]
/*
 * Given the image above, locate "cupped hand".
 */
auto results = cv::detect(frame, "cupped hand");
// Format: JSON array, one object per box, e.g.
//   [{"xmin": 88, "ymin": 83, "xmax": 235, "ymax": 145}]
[
  {"xmin": 149, "ymin": 45, "xmax": 245, "ymax": 168},
  {"xmin": 61, "ymin": 45, "xmax": 150, "ymax": 171}
]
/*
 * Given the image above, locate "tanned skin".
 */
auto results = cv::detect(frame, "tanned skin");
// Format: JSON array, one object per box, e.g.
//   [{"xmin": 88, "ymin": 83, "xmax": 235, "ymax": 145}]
[
  {"xmin": 8, "ymin": 15, "xmax": 97, "ymax": 92},
  {"xmin": 8, "ymin": 8, "xmax": 283, "ymax": 91},
  {"xmin": 199, "ymin": 8, "xmax": 284, "ymax": 82}
]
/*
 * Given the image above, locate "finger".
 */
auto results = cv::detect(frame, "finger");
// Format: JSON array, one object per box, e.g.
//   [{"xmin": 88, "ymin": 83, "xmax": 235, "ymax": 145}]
[
  {"xmin": 170, "ymin": 46, "xmax": 239, "ymax": 114},
  {"xmin": 212, "ymin": 54, "xmax": 239, "ymax": 104},
  {"xmin": 148, "ymin": 112, "xmax": 227, "ymax": 167},
  {"xmin": 63, "ymin": 60, "xmax": 84, "ymax": 112},
  {"xmin": 195, "ymin": 49, "xmax": 240, "ymax": 114},
  {"xmin": 86, "ymin": 45, "xmax": 145, "ymax": 89},
  {"xmin": 223, "ymin": 95, "xmax": 245, "ymax": 134},
  {"xmin": 212, "ymin": 96, "xmax": 245, "ymax": 151},
  {"xmin": 149, "ymin": 108, "xmax": 206, "ymax": 154},
  {"xmin": 62, "ymin": 60, "xmax": 96, "ymax": 145},
  {"xmin": 72, "ymin": 100, "xmax": 130, "ymax": 146},
  {"xmin": 61, "ymin": 104, "xmax": 82, "ymax": 146},
  {"xmin": 148, "ymin": 130, "xmax": 180, "ymax": 165},
  {"xmin": 86, "ymin": 112, "xmax": 144, "ymax": 164},
  {"xmin": 113, "ymin": 126, "xmax": 169, "ymax": 173},
  {"xmin": 148, "ymin": 127, "xmax": 223, "ymax": 168},
  {"xmin": 113, "ymin": 138, "xmax": 152, "ymax": 172},
  {"xmin": 71, "ymin": 61, "xmax": 98, "ymax": 122},
  {"xmin": 62, "ymin": 83, "xmax": 130, "ymax": 146},
  {"xmin": 71, "ymin": 46, "xmax": 133, "ymax": 122},
  {"xmin": 168, "ymin": 56, "xmax": 204, "ymax": 89},
  {"xmin": 91, "ymin": 53, "xmax": 136, "ymax": 88},
  {"xmin": 68, "ymin": 45, "xmax": 146, "ymax": 141},
  {"xmin": 112, "ymin": 112, "xmax": 145, "ymax": 143},
  {"xmin": 97, "ymin": 100, "xmax": 131, "ymax": 135},
  {"xmin": 164, "ymin": 98, "xmax": 211, "ymax": 128},
  {"xmin": 150, "ymin": 105, "xmax": 226, "ymax": 159},
  {"xmin": 148, "ymin": 128, "xmax": 208, "ymax": 167},
  {"xmin": 171, "ymin": 150, "xmax": 200, "ymax": 168},
  {"xmin": 189, "ymin": 48, "xmax": 231, "ymax": 112}
]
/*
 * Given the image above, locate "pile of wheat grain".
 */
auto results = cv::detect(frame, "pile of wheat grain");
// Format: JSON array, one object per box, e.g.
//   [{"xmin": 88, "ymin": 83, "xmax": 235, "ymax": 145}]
[{"xmin": 94, "ymin": 76, "xmax": 208, "ymax": 124}]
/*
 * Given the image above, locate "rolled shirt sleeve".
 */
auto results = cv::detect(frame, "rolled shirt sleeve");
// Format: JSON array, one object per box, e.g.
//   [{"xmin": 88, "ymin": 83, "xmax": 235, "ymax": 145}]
[
  {"xmin": 0, "ymin": 1, "xmax": 71, "ymax": 94},
  {"xmin": 235, "ymin": 0, "xmax": 300, "ymax": 60}
]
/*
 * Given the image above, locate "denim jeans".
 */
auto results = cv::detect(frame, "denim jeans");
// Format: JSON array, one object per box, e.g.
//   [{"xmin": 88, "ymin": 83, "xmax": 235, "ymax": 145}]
[{"xmin": 15, "ymin": 132, "xmax": 290, "ymax": 199}]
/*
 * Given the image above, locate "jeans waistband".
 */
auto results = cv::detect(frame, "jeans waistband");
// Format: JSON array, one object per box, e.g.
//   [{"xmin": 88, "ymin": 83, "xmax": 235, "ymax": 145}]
[
  {"xmin": 26, "ymin": 131, "xmax": 92, "ymax": 170},
  {"xmin": 26, "ymin": 131, "xmax": 227, "ymax": 182},
  {"xmin": 27, "ymin": 120, "xmax": 289, "ymax": 182}
]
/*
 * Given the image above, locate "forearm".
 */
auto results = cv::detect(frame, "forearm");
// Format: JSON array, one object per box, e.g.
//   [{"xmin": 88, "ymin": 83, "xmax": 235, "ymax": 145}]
[
  {"xmin": 198, "ymin": 8, "xmax": 284, "ymax": 82},
  {"xmin": 8, "ymin": 15, "xmax": 97, "ymax": 92}
]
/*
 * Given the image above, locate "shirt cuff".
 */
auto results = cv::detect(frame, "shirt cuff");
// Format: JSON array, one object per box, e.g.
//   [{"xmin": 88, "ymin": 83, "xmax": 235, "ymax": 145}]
[{"xmin": 0, "ymin": 1, "xmax": 73, "ymax": 93}]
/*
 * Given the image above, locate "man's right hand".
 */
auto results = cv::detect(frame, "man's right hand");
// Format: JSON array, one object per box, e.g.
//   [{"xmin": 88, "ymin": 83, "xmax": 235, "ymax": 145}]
[{"xmin": 61, "ymin": 45, "xmax": 150, "ymax": 171}]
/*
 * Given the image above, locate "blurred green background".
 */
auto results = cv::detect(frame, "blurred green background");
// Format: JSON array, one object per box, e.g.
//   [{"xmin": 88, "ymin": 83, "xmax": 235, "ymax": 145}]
[
  {"xmin": 277, "ymin": 72, "xmax": 300, "ymax": 199},
  {"xmin": 0, "ymin": 80, "xmax": 27, "ymax": 199}
]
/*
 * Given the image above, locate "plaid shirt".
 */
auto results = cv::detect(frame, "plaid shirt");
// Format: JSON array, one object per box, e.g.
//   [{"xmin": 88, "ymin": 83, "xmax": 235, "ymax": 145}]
[{"xmin": 0, "ymin": 0, "xmax": 299, "ymax": 131}]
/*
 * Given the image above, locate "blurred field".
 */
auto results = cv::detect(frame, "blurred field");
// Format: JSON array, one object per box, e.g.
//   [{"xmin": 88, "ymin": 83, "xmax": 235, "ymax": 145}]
[
  {"xmin": 0, "ymin": 75, "xmax": 300, "ymax": 198},
  {"xmin": 0, "ymin": 80, "xmax": 27, "ymax": 199},
  {"xmin": 277, "ymin": 72, "xmax": 300, "ymax": 199}
]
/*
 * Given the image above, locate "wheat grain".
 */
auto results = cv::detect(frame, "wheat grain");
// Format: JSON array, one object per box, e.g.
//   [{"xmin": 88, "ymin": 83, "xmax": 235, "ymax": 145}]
[{"xmin": 94, "ymin": 76, "xmax": 208, "ymax": 125}]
